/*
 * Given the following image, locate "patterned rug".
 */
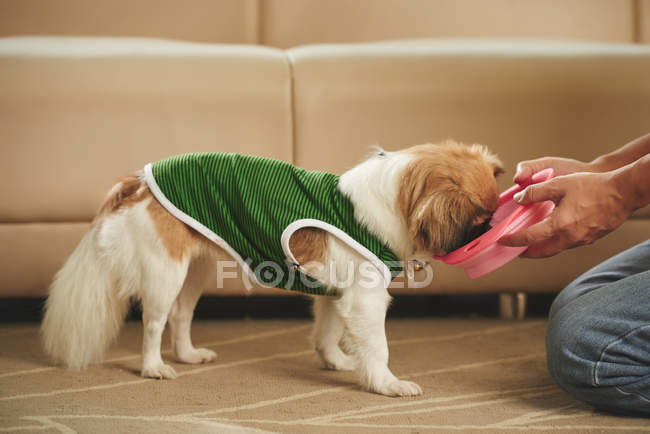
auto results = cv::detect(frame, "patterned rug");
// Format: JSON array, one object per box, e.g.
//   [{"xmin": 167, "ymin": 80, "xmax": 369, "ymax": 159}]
[{"xmin": 1, "ymin": 318, "xmax": 648, "ymax": 433}]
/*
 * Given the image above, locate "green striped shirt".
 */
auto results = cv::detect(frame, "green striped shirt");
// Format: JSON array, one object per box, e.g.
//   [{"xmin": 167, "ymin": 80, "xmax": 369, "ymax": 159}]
[{"xmin": 147, "ymin": 153, "xmax": 401, "ymax": 295}]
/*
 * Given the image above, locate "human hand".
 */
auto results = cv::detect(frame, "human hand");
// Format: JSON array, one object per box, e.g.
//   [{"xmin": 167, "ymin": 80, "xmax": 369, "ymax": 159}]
[
  {"xmin": 513, "ymin": 157, "xmax": 594, "ymax": 184},
  {"xmin": 499, "ymin": 171, "xmax": 632, "ymax": 258}
]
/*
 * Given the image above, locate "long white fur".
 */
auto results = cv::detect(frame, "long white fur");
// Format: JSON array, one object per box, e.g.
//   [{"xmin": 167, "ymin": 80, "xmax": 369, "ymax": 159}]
[
  {"xmin": 338, "ymin": 149, "xmax": 415, "ymax": 260},
  {"xmin": 41, "ymin": 227, "xmax": 128, "ymax": 369},
  {"xmin": 41, "ymin": 150, "xmax": 425, "ymax": 396}
]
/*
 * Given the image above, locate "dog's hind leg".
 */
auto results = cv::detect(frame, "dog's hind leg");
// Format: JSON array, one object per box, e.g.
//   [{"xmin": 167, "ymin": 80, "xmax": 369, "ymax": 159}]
[
  {"xmin": 140, "ymin": 255, "xmax": 190, "ymax": 379},
  {"xmin": 138, "ymin": 196, "xmax": 205, "ymax": 379},
  {"xmin": 168, "ymin": 255, "xmax": 217, "ymax": 364},
  {"xmin": 312, "ymin": 296, "xmax": 355, "ymax": 371}
]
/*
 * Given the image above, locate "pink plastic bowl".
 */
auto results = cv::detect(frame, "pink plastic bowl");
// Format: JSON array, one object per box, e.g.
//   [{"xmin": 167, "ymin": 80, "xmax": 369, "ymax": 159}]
[{"xmin": 434, "ymin": 168, "xmax": 555, "ymax": 279}]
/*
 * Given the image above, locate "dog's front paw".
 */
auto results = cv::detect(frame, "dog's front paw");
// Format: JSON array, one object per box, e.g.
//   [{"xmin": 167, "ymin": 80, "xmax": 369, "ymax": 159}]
[
  {"xmin": 178, "ymin": 348, "xmax": 217, "ymax": 365},
  {"xmin": 142, "ymin": 363, "xmax": 178, "ymax": 380},
  {"xmin": 376, "ymin": 379, "xmax": 423, "ymax": 397}
]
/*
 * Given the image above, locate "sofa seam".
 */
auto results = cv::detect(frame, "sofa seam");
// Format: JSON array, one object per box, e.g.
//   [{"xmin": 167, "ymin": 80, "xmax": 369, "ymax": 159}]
[
  {"xmin": 254, "ymin": 0, "xmax": 263, "ymax": 45},
  {"xmin": 632, "ymin": 0, "xmax": 641, "ymax": 44},
  {"xmin": 285, "ymin": 49, "xmax": 297, "ymax": 165}
]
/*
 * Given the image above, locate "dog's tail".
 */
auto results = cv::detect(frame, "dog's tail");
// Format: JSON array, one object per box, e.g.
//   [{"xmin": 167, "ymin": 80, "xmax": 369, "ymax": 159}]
[
  {"xmin": 41, "ymin": 225, "xmax": 130, "ymax": 369},
  {"xmin": 40, "ymin": 178, "xmax": 144, "ymax": 369}
]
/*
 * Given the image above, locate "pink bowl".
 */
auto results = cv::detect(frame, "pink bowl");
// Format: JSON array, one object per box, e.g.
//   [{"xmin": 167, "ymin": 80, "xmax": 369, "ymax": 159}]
[{"xmin": 434, "ymin": 168, "xmax": 555, "ymax": 279}]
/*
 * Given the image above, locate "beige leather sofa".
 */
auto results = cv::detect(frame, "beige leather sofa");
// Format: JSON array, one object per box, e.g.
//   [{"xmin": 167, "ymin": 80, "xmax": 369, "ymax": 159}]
[{"xmin": 1, "ymin": 1, "xmax": 649, "ymax": 311}]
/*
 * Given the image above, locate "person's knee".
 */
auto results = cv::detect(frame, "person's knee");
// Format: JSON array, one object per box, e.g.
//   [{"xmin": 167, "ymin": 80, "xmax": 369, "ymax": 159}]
[
  {"xmin": 548, "ymin": 277, "xmax": 600, "ymax": 320},
  {"xmin": 546, "ymin": 307, "xmax": 650, "ymax": 414}
]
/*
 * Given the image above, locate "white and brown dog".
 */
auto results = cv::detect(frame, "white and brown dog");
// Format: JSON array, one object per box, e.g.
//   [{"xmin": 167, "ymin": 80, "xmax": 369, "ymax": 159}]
[{"xmin": 41, "ymin": 141, "xmax": 502, "ymax": 397}]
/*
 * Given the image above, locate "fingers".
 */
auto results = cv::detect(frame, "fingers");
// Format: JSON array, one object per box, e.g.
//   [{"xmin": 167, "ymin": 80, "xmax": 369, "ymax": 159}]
[
  {"xmin": 502, "ymin": 227, "xmax": 578, "ymax": 258},
  {"xmin": 500, "ymin": 178, "xmax": 567, "ymax": 253},
  {"xmin": 521, "ymin": 237, "xmax": 570, "ymax": 258},
  {"xmin": 499, "ymin": 218, "xmax": 555, "ymax": 248},
  {"xmin": 499, "ymin": 220, "xmax": 570, "ymax": 258}
]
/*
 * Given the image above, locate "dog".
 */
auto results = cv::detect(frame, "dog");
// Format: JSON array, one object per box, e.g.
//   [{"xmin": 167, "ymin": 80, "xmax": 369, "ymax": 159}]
[{"xmin": 41, "ymin": 141, "xmax": 503, "ymax": 397}]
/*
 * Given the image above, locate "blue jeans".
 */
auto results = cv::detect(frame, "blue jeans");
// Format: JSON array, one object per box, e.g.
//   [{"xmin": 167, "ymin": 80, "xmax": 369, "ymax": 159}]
[{"xmin": 546, "ymin": 240, "xmax": 650, "ymax": 415}]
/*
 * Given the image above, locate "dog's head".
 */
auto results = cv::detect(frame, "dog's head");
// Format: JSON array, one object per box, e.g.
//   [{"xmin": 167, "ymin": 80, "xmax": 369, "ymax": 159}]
[{"xmin": 398, "ymin": 141, "xmax": 503, "ymax": 256}]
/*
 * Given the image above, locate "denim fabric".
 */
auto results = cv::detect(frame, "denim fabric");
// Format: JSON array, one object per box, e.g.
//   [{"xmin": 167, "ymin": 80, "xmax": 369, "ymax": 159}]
[{"xmin": 546, "ymin": 240, "xmax": 650, "ymax": 415}]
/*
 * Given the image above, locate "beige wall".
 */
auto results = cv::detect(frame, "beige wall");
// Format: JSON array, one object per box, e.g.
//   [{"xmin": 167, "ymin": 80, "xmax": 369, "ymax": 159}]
[
  {"xmin": 1, "ymin": 0, "xmax": 648, "ymax": 46},
  {"xmin": 262, "ymin": 0, "xmax": 636, "ymax": 47},
  {"xmin": 0, "ymin": 0, "xmax": 260, "ymax": 44}
]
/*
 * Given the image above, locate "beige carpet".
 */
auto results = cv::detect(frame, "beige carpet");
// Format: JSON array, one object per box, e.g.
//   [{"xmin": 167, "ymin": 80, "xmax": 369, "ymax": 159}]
[{"xmin": 1, "ymin": 318, "xmax": 648, "ymax": 433}]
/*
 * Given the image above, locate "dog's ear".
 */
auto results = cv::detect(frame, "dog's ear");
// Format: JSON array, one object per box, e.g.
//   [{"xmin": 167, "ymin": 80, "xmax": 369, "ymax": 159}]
[
  {"xmin": 398, "ymin": 141, "xmax": 501, "ymax": 255},
  {"xmin": 473, "ymin": 144, "xmax": 504, "ymax": 178},
  {"xmin": 398, "ymin": 166, "xmax": 485, "ymax": 255},
  {"xmin": 409, "ymin": 191, "xmax": 486, "ymax": 255}
]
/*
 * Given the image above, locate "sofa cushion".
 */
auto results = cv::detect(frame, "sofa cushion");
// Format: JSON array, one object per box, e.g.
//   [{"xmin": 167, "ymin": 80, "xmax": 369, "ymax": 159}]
[
  {"xmin": 0, "ymin": 37, "xmax": 293, "ymax": 222},
  {"xmin": 288, "ymin": 39, "xmax": 650, "ymax": 218}
]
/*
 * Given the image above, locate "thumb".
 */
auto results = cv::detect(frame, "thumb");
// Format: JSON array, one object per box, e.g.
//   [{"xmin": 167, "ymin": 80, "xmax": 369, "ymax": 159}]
[
  {"xmin": 513, "ymin": 163, "xmax": 533, "ymax": 184},
  {"xmin": 513, "ymin": 180, "xmax": 564, "ymax": 205},
  {"xmin": 513, "ymin": 159, "xmax": 553, "ymax": 184}
]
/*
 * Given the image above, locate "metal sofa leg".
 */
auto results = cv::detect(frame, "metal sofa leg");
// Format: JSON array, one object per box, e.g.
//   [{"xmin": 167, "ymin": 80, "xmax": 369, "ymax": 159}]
[{"xmin": 499, "ymin": 292, "xmax": 527, "ymax": 319}]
